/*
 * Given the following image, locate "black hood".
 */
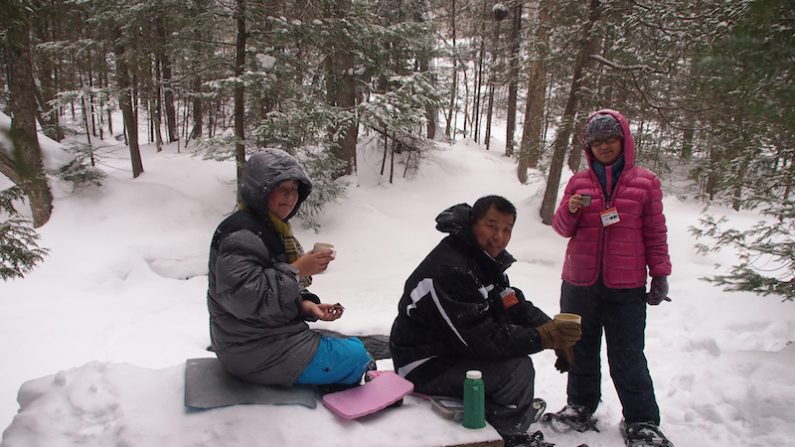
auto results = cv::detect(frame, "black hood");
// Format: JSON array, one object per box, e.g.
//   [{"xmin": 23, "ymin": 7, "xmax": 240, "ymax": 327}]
[
  {"xmin": 435, "ymin": 203, "xmax": 473, "ymax": 236},
  {"xmin": 434, "ymin": 203, "xmax": 515, "ymax": 270}
]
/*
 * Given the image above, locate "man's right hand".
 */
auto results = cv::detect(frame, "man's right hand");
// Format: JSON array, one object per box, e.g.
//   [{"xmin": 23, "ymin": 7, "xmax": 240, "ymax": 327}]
[{"xmin": 536, "ymin": 319, "xmax": 582, "ymax": 350}]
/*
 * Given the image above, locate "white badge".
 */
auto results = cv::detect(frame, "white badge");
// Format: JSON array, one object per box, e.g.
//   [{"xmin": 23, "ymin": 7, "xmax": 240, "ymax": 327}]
[{"xmin": 600, "ymin": 207, "xmax": 620, "ymax": 227}]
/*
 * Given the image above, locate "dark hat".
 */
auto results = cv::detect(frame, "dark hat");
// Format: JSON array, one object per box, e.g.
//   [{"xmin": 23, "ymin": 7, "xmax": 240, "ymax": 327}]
[{"xmin": 585, "ymin": 114, "xmax": 623, "ymax": 144}]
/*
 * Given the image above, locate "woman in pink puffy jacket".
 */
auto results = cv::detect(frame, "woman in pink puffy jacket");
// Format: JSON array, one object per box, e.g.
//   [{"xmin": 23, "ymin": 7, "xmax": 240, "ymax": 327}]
[{"xmin": 545, "ymin": 109, "xmax": 674, "ymax": 446}]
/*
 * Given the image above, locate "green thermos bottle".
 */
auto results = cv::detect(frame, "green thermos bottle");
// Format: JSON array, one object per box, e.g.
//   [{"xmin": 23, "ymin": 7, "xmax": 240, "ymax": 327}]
[{"xmin": 463, "ymin": 370, "xmax": 486, "ymax": 429}]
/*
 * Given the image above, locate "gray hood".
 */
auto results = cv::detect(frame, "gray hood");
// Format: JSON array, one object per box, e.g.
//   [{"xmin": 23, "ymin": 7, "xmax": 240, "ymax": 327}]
[{"xmin": 238, "ymin": 148, "xmax": 312, "ymax": 220}]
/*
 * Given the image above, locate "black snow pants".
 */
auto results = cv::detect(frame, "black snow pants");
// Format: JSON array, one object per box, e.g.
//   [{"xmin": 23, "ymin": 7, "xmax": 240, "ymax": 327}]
[
  {"xmin": 406, "ymin": 356, "xmax": 539, "ymax": 436},
  {"xmin": 561, "ymin": 278, "xmax": 660, "ymax": 425}
]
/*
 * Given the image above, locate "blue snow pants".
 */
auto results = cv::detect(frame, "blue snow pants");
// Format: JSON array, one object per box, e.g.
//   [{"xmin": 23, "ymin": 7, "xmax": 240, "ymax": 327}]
[
  {"xmin": 561, "ymin": 278, "xmax": 660, "ymax": 425},
  {"xmin": 295, "ymin": 336, "xmax": 372, "ymax": 385}
]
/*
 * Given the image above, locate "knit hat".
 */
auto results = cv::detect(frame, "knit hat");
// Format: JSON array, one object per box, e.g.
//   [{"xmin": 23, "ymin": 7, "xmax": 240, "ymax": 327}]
[{"xmin": 585, "ymin": 114, "xmax": 623, "ymax": 144}]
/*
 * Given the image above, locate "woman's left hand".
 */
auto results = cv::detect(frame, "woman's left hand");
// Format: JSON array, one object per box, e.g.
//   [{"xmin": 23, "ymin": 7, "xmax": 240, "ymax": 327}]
[{"xmin": 303, "ymin": 301, "xmax": 344, "ymax": 321}]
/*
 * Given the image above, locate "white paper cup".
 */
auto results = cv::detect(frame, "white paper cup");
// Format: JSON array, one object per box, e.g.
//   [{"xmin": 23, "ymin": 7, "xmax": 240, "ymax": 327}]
[{"xmin": 313, "ymin": 242, "xmax": 335, "ymax": 255}]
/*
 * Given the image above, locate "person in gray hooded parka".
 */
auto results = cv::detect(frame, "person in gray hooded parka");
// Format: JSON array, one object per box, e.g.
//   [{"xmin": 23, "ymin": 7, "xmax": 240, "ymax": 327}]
[{"xmin": 207, "ymin": 148, "xmax": 371, "ymax": 386}]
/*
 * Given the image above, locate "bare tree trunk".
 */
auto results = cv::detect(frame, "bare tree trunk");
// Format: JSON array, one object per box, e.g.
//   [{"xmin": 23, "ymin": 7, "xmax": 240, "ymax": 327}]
[
  {"xmin": 335, "ymin": 46, "xmax": 358, "ymax": 175},
  {"xmin": 473, "ymin": 0, "xmax": 487, "ymax": 143},
  {"xmin": 462, "ymin": 65, "xmax": 469, "ymax": 138},
  {"xmin": 444, "ymin": 0, "xmax": 457, "ymax": 139},
  {"xmin": 77, "ymin": 67, "xmax": 92, "ymax": 146},
  {"xmin": 324, "ymin": 0, "xmax": 358, "ymax": 176},
  {"xmin": 2, "ymin": 4, "xmax": 54, "ymax": 227},
  {"xmin": 156, "ymin": 16, "xmax": 178, "ymax": 143},
  {"xmin": 419, "ymin": 56, "xmax": 437, "ymax": 140},
  {"xmin": 190, "ymin": 75, "xmax": 203, "ymax": 140},
  {"xmin": 234, "ymin": 0, "xmax": 247, "ymax": 186},
  {"xmin": 782, "ymin": 149, "xmax": 794, "ymax": 202},
  {"xmin": 484, "ymin": 7, "xmax": 502, "ymax": 151},
  {"xmin": 150, "ymin": 56, "xmax": 164, "ymax": 153},
  {"xmin": 187, "ymin": 1, "xmax": 206, "ymax": 142},
  {"xmin": 101, "ymin": 68, "xmax": 113, "ymax": 137},
  {"xmin": 705, "ymin": 141, "xmax": 719, "ymax": 200},
  {"xmin": 414, "ymin": 4, "xmax": 436, "ymax": 140},
  {"xmin": 33, "ymin": 10, "xmax": 63, "ymax": 142},
  {"xmin": 504, "ymin": 0, "xmax": 521, "ymax": 157},
  {"xmin": 380, "ymin": 127, "xmax": 388, "ymax": 175},
  {"xmin": 389, "ymin": 137, "xmax": 395, "ymax": 184},
  {"xmin": 681, "ymin": 115, "xmax": 695, "ymax": 161},
  {"xmin": 539, "ymin": 0, "xmax": 601, "ymax": 224},
  {"xmin": 518, "ymin": 0, "xmax": 550, "ymax": 182},
  {"xmin": 567, "ymin": 112, "xmax": 586, "ymax": 172},
  {"xmin": 88, "ymin": 61, "xmax": 98, "ymax": 138},
  {"xmin": 112, "ymin": 27, "xmax": 144, "ymax": 178}
]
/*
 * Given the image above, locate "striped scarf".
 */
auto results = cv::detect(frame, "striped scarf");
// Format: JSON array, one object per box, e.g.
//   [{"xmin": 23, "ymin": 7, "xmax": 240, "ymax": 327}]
[{"xmin": 268, "ymin": 212, "xmax": 312, "ymax": 288}]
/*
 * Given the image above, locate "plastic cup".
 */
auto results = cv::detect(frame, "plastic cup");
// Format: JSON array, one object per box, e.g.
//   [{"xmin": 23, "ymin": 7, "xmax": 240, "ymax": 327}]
[{"xmin": 581, "ymin": 194, "xmax": 592, "ymax": 207}]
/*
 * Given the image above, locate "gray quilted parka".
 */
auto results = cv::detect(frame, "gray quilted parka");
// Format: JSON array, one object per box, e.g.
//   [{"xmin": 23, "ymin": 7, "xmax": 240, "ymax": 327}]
[{"xmin": 207, "ymin": 148, "xmax": 321, "ymax": 385}]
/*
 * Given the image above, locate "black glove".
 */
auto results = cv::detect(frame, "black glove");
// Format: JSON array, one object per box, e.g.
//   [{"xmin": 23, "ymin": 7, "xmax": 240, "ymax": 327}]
[
  {"xmin": 554, "ymin": 347, "xmax": 573, "ymax": 373},
  {"xmin": 646, "ymin": 276, "xmax": 671, "ymax": 305}
]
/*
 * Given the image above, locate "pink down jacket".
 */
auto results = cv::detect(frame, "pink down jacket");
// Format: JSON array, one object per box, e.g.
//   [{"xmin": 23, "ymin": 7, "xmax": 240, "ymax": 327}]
[{"xmin": 552, "ymin": 109, "xmax": 671, "ymax": 289}]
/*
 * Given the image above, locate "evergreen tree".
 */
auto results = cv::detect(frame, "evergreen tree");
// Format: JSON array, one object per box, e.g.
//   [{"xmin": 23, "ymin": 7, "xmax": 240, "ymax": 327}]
[
  {"xmin": 690, "ymin": 0, "xmax": 795, "ymax": 300},
  {"xmin": 0, "ymin": 186, "xmax": 48, "ymax": 281}
]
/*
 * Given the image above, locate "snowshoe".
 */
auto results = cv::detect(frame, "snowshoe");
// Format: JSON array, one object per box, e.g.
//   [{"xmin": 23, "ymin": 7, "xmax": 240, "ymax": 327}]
[
  {"xmin": 541, "ymin": 404, "xmax": 599, "ymax": 433},
  {"xmin": 620, "ymin": 421, "xmax": 674, "ymax": 447},
  {"xmin": 503, "ymin": 430, "xmax": 555, "ymax": 447},
  {"xmin": 531, "ymin": 398, "xmax": 547, "ymax": 423}
]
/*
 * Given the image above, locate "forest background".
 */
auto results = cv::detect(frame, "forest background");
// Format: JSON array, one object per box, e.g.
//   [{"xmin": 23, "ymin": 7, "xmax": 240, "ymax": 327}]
[{"xmin": 1, "ymin": 0, "xmax": 793, "ymax": 298}]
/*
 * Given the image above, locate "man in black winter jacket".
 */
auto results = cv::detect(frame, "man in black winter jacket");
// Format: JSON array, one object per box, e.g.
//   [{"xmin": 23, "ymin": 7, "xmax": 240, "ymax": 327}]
[{"xmin": 389, "ymin": 195, "xmax": 581, "ymax": 446}]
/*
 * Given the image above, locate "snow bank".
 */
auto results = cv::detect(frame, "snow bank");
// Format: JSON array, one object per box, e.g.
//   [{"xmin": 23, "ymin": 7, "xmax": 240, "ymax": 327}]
[{"xmin": 1, "ymin": 361, "xmax": 501, "ymax": 447}]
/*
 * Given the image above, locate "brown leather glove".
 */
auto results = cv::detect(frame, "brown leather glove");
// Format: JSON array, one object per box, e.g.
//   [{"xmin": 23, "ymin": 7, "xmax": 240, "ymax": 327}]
[
  {"xmin": 536, "ymin": 319, "xmax": 582, "ymax": 350},
  {"xmin": 554, "ymin": 347, "xmax": 574, "ymax": 373}
]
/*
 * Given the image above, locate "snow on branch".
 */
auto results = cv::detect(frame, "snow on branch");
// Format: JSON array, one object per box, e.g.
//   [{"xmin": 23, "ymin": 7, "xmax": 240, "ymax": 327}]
[{"xmin": 589, "ymin": 54, "xmax": 655, "ymax": 73}]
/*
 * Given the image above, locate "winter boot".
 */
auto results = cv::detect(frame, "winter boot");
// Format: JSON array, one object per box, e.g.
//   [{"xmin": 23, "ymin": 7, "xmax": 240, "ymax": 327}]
[
  {"xmin": 541, "ymin": 404, "xmax": 599, "ymax": 433},
  {"xmin": 503, "ymin": 430, "xmax": 555, "ymax": 447},
  {"xmin": 620, "ymin": 421, "xmax": 674, "ymax": 447}
]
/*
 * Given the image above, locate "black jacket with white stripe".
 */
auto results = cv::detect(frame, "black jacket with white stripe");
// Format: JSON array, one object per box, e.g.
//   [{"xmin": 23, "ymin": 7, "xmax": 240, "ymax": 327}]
[{"xmin": 389, "ymin": 203, "xmax": 551, "ymax": 377}]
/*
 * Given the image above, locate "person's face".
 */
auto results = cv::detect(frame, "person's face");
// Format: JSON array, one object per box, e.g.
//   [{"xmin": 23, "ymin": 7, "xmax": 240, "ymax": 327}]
[
  {"xmin": 472, "ymin": 206, "xmax": 515, "ymax": 258},
  {"xmin": 590, "ymin": 135, "xmax": 623, "ymax": 165},
  {"xmin": 267, "ymin": 180, "xmax": 299, "ymax": 220}
]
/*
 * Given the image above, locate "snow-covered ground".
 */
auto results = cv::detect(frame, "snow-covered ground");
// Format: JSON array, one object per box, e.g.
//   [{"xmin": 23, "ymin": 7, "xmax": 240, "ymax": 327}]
[{"xmin": 0, "ymin": 125, "xmax": 793, "ymax": 446}]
